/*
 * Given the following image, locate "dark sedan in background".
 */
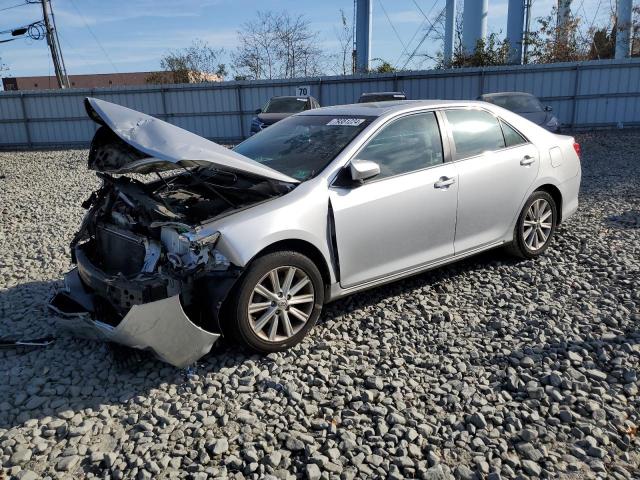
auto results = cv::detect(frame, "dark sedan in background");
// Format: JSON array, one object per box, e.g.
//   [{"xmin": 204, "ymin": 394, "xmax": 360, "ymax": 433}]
[
  {"xmin": 478, "ymin": 91, "xmax": 560, "ymax": 132},
  {"xmin": 250, "ymin": 95, "xmax": 320, "ymax": 135}
]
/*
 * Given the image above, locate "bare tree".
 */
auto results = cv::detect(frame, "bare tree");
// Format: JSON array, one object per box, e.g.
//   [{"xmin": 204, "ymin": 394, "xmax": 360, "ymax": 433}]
[
  {"xmin": 328, "ymin": 9, "xmax": 354, "ymax": 75},
  {"xmin": 633, "ymin": 5, "xmax": 640, "ymax": 56},
  {"xmin": 232, "ymin": 11, "xmax": 323, "ymax": 80},
  {"xmin": 147, "ymin": 39, "xmax": 227, "ymax": 84},
  {"xmin": 525, "ymin": 5, "xmax": 589, "ymax": 63}
]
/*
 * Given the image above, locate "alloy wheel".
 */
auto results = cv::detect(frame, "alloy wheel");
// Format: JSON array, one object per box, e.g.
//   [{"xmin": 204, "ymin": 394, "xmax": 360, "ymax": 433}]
[
  {"xmin": 523, "ymin": 198, "xmax": 553, "ymax": 251},
  {"xmin": 247, "ymin": 266, "xmax": 315, "ymax": 342}
]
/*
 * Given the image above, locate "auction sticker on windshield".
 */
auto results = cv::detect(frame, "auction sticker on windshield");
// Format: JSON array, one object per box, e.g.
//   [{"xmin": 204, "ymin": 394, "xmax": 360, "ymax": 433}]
[{"xmin": 327, "ymin": 118, "xmax": 366, "ymax": 126}]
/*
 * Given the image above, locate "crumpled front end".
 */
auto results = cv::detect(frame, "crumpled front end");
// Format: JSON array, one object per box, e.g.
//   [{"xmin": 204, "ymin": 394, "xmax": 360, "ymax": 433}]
[
  {"xmin": 47, "ymin": 172, "xmax": 248, "ymax": 368},
  {"xmin": 50, "ymin": 269, "xmax": 219, "ymax": 368},
  {"xmin": 48, "ymin": 99, "xmax": 295, "ymax": 367}
]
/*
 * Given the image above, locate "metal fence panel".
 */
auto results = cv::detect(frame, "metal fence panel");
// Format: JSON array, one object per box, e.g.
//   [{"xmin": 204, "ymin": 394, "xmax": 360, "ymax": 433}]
[{"xmin": 1, "ymin": 58, "xmax": 639, "ymax": 148}]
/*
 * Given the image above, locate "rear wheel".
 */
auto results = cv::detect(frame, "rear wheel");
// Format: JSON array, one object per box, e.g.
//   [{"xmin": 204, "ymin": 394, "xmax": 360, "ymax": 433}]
[
  {"xmin": 509, "ymin": 191, "xmax": 557, "ymax": 259},
  {"xmin": 230, "ymin": 251, "xmax": 324, "ymax": 353}
]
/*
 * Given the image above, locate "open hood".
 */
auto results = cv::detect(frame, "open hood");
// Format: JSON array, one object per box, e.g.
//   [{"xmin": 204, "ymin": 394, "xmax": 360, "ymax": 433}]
[{"xmin": 84, "ymin": 97, "xmax": 299, "ymax": 184}]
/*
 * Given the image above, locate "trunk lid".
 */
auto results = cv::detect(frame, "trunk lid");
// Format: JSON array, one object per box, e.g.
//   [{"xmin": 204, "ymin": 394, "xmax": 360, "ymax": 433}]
[{"xmin": 85, "ymin": 97, "xmax": 299, "ymax": 184}]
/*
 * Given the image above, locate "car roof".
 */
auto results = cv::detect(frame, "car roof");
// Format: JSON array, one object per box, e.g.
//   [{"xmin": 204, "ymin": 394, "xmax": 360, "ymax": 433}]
[
  {"xmin": 480, "ymin": 91, "xmax": 534, "ymax": 98},
  {"xmin": 360, "ymin": 91, "xmax": 405, "ymax": 96},
  {"xmin": 269, "ymin": 95, "xmax": 313, "ymax": 99},
  {"xmin": 299, "ymin": 100, "xmax": 489, "ymax": 118}
]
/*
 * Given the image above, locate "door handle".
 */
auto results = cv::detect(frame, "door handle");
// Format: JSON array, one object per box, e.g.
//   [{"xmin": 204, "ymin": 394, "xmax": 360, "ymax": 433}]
[
  {"xmin": 520, "ymin": 155, "xmax": 535, "ymax": 166},
  {"xmin": 434, "ymin": 176, "xmax": 455, "ymax": 189}
]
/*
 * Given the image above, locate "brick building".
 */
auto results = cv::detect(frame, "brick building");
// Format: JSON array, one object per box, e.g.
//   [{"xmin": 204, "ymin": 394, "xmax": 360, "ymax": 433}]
[{"xmin": 2, "ymin": 71, "xmax": 221, "ymax": 91}]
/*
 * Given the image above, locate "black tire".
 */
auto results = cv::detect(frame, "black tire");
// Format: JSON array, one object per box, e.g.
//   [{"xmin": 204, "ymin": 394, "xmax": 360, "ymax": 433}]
[
  {"xmin": 508, "ymin": 190, "xmax": 557, "ymax": 259},
  {"xmin": 229, "ymin": 251, "xmax": 324, "ymax": 353}
]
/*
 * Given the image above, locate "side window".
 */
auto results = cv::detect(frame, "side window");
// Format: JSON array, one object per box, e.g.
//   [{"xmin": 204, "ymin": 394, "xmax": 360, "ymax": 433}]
[
  {"xmin": 500, "ymin": 119, "xmax": 527, "ymax": 147},
  {"xmin": 357, "ymin": 112, "xmax": 444, "ymax": 180},
  {"xmin": 445, "ymin": 109, "xmax": 505, "ymax": 160}
]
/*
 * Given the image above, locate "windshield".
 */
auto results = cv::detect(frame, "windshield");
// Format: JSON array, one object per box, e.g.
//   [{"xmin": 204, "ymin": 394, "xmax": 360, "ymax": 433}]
[
  {"xmin": 263, "ymin": 97, "xmax": 309, "ymax": 113},
  {"xmin": 234, "ymin": 115, "xmax": 373, "ymax": 181},
  {"xmin": 486, "ymin": 94, "xmax": 543, "ymax": 113}
]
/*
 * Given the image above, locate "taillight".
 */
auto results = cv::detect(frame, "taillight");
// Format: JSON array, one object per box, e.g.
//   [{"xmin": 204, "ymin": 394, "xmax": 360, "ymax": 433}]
[{"xmin": 573, "ymin": 142, "xmax": 581, "ymax": 158}]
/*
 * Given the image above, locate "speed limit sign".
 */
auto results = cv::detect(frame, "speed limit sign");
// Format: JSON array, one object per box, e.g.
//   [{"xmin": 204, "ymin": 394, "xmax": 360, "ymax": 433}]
[{"xmin": 296, "ymin": 85, "xmax": 311, "ymax": 96}]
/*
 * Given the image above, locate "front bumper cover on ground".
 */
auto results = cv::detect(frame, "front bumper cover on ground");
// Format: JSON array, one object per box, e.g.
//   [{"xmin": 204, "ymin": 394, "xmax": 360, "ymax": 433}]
[{"xmin": 49, "ymin": 268, "xmax": 220, "ymax": 368}]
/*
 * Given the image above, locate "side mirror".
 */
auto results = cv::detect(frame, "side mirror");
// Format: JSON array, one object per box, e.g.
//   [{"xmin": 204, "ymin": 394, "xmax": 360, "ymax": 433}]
[
  {"xmin": 349, "ymin": 159, "xmax": 380, "ymax": 182},
  {"xmin": 544, "ymin": 105, "xmax": 553, "ymax": 112},
  {"xmin": 255, "ymin": 108, "xmax": 262, "ymax": 114}
]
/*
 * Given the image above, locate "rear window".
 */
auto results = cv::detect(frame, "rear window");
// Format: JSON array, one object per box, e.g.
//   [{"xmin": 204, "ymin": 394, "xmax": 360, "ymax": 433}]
[
  {"xmin": 445, "ymin": 109, "xmax": 505, "ymax": 160},
  {"xmin": 485, "ymin": 94, "xmax": 543, "ymax": 113},
  {"xmin": 263, "ymin": 97, "xmax": 309, "ymax": 113}
]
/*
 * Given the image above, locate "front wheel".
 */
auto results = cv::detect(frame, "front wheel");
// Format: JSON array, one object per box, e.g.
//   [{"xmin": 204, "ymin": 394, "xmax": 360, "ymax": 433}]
[
  {"xmin": 229, "ymin": 251, "xmax": 324, "ymax": 353},
  {"xmin": 509, "ymin": 191, "xmax": 557, "ymax": 259}
]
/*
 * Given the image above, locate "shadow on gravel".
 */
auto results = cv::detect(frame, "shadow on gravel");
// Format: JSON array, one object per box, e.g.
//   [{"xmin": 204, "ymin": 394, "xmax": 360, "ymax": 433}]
[
  {"xmin": 0, "ymin": 246, "xmax": 524, "ymax": 431},
  {"xmin": 321, "ymin": 245, "xmax": 524, "ymax": 321}
]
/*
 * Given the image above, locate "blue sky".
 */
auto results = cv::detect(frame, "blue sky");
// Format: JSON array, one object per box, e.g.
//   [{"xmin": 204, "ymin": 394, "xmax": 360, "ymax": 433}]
[{"xmin": 0, "ymin": 0, "xmax": 611, "ymax": 79}]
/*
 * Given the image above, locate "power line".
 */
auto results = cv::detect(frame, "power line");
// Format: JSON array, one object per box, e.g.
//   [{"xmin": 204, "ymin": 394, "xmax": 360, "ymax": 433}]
[
  {"xmin": 411, "ymin": 0, "xmax": 441, "ymax": 31},
  {"xmin": 0, "ymin": 1, "xmax": 28, "ymax": 12},
  {"xmin": 402, "ymin": 6, "xmax": 446, "ymax": 70},
  {"xmin": 394, "ymin": 18, "xmax": 427, "ymax": 66},
  {"xmin": 68, "ymin": 0, "xmax": 119, "ymax": 73},
  {"xmin": 395, "ymin": 0, "xmax": 441, "ymax": 68},
  {"xmin": 377, "ymin": 0, "xmax": 408, "ymax": 51}
]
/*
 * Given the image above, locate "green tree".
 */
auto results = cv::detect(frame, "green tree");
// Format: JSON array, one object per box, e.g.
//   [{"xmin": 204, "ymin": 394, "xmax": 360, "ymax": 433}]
[
  {"xmin": 372, "ymin": 58, "xmax": 397, "ymax": 73},
  {"xmin": 445, "ymin": 33, "xmax": 510, "ymax": 68}
]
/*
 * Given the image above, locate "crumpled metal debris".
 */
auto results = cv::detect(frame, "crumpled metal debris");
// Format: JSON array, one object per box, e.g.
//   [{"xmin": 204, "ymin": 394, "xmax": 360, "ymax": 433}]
[{"xmin": 0, "ymin": 336, "xmax": 55, "ymax": 349}]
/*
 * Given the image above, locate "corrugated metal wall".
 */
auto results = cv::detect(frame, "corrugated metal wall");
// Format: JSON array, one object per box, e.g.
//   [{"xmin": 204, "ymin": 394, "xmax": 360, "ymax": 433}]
[{"xmin": 1, "ymin": 58, "xmax": 639, "ymax": 148}]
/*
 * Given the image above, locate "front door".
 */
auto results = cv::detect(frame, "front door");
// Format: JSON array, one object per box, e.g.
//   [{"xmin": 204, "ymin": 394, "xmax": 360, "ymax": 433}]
[{"xmin": 329, "ymin": 111, "xmax": 458, "ymax": 288}]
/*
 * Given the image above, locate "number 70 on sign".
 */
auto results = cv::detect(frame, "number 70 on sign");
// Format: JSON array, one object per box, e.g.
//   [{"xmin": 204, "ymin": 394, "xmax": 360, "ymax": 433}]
[{"xmin": 296, "ymin": 86, "xmax": 311, "ymax": 96}]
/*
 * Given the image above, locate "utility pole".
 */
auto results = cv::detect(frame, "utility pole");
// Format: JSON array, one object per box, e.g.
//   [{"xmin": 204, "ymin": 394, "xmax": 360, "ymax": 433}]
[
  {"xmin": 615, "ymin": 0, "xmax": 633, "ymax": 59},
  {"xmin": 506, "ymin": 0, "xmax": 525, "ymax": 64},
  {"xmin": 522, "ymin": 0, "xmax": 533, "ymax": 64},
  {"xmin": 462, "ymin": 0, "xmax": 488, "ymax": 54},
  {"xmin": 41, "ymin": 0, "xmax": 69, "ymax": 88},
  {"xmin": 556, "ymin": 0, "xmax": 572, "ymax": 46},
  {"xmin": 355, "ymin": 0, "xmax": 372, "ymax": 73},
  {"xmin": 443, "ymin": 0, "xmax": 456, "ymax": 67}
]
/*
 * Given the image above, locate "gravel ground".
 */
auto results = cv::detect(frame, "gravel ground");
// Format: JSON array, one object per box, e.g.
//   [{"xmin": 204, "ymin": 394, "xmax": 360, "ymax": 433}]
[{"xmin": 1, "ymin": 130, "xmax": 639, "ymax": 480}]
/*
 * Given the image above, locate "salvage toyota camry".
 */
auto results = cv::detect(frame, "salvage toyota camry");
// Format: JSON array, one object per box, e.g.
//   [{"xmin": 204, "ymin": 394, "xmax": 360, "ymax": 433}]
[{"xmin": 50, "ymin": 97, "xmax": 581, "ymax": 367}]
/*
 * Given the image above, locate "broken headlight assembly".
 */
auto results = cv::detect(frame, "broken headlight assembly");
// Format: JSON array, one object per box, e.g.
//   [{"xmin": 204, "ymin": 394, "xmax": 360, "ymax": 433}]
[{"xmin": 159, "ymin": 227, "xmax": 230, "ymax": 273}]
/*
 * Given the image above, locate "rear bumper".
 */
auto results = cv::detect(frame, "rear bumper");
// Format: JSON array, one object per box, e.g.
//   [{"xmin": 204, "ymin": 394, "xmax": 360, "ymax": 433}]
[
  {"xmin": 49, "ymin": 266, "xmax": 220, "ymax": 368},
  {"xmin": 559, "ymin": 170, "xmax": 581, "ymax": 223}
]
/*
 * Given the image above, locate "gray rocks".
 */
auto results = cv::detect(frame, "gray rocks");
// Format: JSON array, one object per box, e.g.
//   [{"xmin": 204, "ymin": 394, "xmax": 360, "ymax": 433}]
[
  {"xmin": 10, "ymin": 448, "xmax": 32, "ymax": 466},
  {"xmin": 208, "ymin": 437, "xmax": 229, "ymax": 455},
  {"xmin": 305, "ymin": 463, "xmax": 321, "ymax": 480},
  {"xmin": 469, "ymin": 412, "xmax": 488, "ymax": 430},
  {"xmin": 56, "ymin": 455, "xmax": 80, "ymax": 472}
]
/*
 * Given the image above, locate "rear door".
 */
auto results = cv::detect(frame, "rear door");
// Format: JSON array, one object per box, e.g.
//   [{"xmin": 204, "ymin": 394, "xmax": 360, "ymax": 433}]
[
  {"xmin": 329, "ymin": 111, "xmax": 458, "ymax": 287},
  {"xmin": 442, "ymin": 108, "xmax": 539, "ymax": 254}
]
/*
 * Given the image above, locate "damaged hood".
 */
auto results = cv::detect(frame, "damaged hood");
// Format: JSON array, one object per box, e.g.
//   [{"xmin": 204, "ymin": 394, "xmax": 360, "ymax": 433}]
[{"xmin": 84, "ymin": 97, "xmax": 299, "ymax": 184}]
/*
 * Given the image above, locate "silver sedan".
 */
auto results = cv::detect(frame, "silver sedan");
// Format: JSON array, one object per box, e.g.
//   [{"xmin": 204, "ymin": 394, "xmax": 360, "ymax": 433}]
[{"xmin": 50, "ymin": 98, "xmax": 581, "ymax": 366}]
